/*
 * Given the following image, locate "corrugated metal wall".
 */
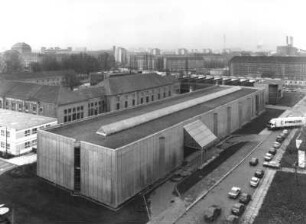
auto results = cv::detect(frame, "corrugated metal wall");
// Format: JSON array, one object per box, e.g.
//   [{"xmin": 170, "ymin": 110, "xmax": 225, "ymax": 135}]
[
  {"xmin": 37, "ymin": 130, "xmax": 74, "ymax": 190},
  {"xmin": 80, "ymin": 142, "xmax": 117, "ymax": 207}
]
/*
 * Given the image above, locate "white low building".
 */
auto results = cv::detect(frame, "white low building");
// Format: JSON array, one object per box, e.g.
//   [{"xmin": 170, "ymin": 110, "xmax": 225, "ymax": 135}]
[{"xmin": 0, "ymin": 109, "xmax": 57, "ymax": 156}]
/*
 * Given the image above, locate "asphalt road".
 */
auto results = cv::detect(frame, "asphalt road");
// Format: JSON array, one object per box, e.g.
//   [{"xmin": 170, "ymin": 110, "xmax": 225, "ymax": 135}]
[
  {"xmin": 0, "ymin": 159, "xmax": 15, "ymax": 175},
  {"xmin": 176, "ymin": 129, "xmax": 283, "ymax": 224}
]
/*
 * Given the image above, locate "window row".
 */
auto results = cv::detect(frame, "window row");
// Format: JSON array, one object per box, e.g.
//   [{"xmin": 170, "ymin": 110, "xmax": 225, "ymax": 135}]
[
  {"xmin": 0, "ymin": 142, "xmax": 10, "ymax": 149},
  {"xmin": 0, "ymin": 130, "xmax": 10, "ymax": 137}
]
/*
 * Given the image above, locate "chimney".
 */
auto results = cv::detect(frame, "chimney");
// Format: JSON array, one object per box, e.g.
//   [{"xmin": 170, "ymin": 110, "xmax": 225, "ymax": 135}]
[
  {"xmin": 286, "ymin": 36, "xmax": 289, "ymax": 46},
  {"xmin": 290, "ymin": 36, "xmax": 293, "ymax": 46}
]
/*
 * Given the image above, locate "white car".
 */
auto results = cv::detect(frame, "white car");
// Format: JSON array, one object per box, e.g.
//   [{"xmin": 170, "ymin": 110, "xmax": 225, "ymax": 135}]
[
  {"xmin": 250, "ymin": 177, "xmax": 260, "ymax": 188},
  {"xmin": 264, "ymin": 153, "xmax": 273, "ymax": 161},
  {"xmin": 273, "ymin": 142, "xmax": 281, "ymax": 149},
  {"xmin": 263, "ymin": 161, "xmax": 280, "ymax": 169},
  {"xmin": 228, "ymin": 186, "xmax": 241, "ymax": 199}
]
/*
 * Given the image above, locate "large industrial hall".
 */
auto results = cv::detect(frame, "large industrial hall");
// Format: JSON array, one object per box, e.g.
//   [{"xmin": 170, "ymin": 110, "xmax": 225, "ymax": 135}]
[{"xmin": 37, "ymin": 85, "xmax": 265, "ymax": 209}]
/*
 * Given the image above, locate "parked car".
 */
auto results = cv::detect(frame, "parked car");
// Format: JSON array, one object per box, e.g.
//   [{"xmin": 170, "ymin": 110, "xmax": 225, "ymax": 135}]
[
  {"xmin": 268, "ymin": 148, "xmax": 277, "ymax": 155},
  {"xmin": 283, "ymin": 129, "xmax": 289, "ymax": 136},
  {"xmin": 224, "ymin": 215, "xmax": 239, "ymax": 224},
  {"xmin": 204, "ymin": 205, "xmax": 222, "ymax": 222},
  {"xmin": 239, "ymin": 193, "xmax": 251, "ymax": 205},
  {"xmin": 249, "ymin": 157, "xmax": 259, "ymax": 166},
  {"xmin": 228, "ymin": 187, "xmax": 241, "ymax": 199},
  {"xmin": 231, "ymin": 203, "xmax": 245, "ymax": 216},
  {"xmin": 250, "ymin": 177, "xmax": 260, "ymax": 188},
  {"xmin": 263, "ymin": 161, "xmax": 280, "ymax": 169},
  {"xmin": 254, "ymin": 169, "xmax": 265, "ymax": 178},
  {"xmin": 276, "ymin": 135, "xmax": 285, "ymax": 143},
  {"xmin": 264, "ymin": 153, "xmax": 273, "ymax": 161},
  {"xmin": 273, "ymin": 142, "xmax": 281, "ymax": 149}
]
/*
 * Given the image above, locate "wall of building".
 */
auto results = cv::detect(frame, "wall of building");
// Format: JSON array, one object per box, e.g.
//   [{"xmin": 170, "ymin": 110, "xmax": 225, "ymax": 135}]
[
  {"xmin": 37, "ymin": 131, "xmax": 75, "ymax": 190},
  {"xmin": 108, "ymin": 85, "xmax": 177, "ymax": 112},
  {"xmin": 113, "ymin": 88, "xmax": 264, "ymax": 207},
  {"xmin": 80, "ymin": 142, "xmax": 117, "ymax": 207}
]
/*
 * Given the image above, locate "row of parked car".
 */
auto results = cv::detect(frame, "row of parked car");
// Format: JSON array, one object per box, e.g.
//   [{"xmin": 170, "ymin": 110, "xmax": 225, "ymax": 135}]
[
  {"xmin": 203, "ymin": 129, "xmax": 290, "ymax": 223},
  {"xmin": 223, "ymin": 130, "xmax": 290, "ymax": 222}
]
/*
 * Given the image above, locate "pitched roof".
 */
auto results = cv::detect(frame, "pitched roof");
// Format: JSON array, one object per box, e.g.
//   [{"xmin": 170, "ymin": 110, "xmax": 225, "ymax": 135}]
[
  {"xmin": 97, "ymin": 73, "xmax": 177, "ymax": 95},
  {"xmin": 0, "ymin": 81, "xmax": 103, "ymax": 105}
]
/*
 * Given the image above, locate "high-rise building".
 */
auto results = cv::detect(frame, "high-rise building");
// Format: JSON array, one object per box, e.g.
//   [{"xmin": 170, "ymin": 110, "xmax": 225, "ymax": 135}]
[{"xmin": 113, "ymin": 46, "xmax": 128, "ymax": 65}]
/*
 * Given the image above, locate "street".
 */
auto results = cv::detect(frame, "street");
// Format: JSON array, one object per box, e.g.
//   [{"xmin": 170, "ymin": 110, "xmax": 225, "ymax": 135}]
[{"xmin": 176, "ymin": 129, "xmax": 284, "ymax": 224}]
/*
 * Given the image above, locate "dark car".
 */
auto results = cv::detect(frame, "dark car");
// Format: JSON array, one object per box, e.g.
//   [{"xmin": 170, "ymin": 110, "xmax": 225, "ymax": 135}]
[
  {"xmin": 239, "ymin": 193, "xmax": 251, "ymax": 205},
  {"xmin": 231, "ymin": 203, "xmax": 245, "ymax": 216},
  {"xmin": 254, "ymin": 169, "xmax": 265, "ymax": 178},
  {"xmin": 276, "ymin": 135, "xmax": 285, "ymax": 143},
  {"xmin": 268, "ymin": 148, "xmax": 277, "ymax": 155},
  {"xmin": 249, "ymin": 157, "xmax": 258, "ymax": 166},
  {"xmin": 204, "ymin": 205, "xmax": 222, "ymax": 222},
  {"xmin": 224, "ymin": 215, "xmax": 239, "ymax": 224}
]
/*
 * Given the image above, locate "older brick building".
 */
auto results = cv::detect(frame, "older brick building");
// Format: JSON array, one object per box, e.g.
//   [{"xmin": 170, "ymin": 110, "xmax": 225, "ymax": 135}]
[
  {"xmin": 0, "ymin": 81, "xmax": 106, "ymax": 124},
  {"xmin": 97, "ymin": 73, "xmax": 180, "ymax": 111}
]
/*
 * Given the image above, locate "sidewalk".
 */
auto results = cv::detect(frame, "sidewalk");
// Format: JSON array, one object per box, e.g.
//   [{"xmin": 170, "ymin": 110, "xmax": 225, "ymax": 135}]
[{"xmin": 0, "ymin": 153, "xmax": 37, "ymax": 166}]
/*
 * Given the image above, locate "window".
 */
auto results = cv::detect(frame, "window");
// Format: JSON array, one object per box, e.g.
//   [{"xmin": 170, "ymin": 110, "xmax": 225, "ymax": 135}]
[
  {"xmin": 68, "ymin": 108, "xmax": 71, "ymax": 113},
  {"xmin": 64, "ymin": 116, "xmax": 67, "ymax": 123},
  {"xmin": 141, "ymin": 98, "xmax": 143, "ymax": 104},
  {"xmin": 25, "ymin": 142, "xmax": 31, "ymax": 148},
  {"xmin": 6, "ymin": 143, "xmax": 10, "ymax": 150},
  {"xmin": 32, "ymin": 128, "xmax": 37, "ymax": 134},
  {"xmin": 158, "ymin": 93, "xmax": 161, "ymax": 99},
  {"xmin": 168, "ymin": 91, "xmax": 171, "ymax": 96},
  {"xmin": 6, "ymin": 131, "xmax": 10, "ymax": 138},
  {"xmin": 0, "ymin": 130, "xmax": 4, "ymax": 136},
  {"xmin": 132, "ymin": 99, "xmax": 135, "ymax": 106},
  {"xmin": 32, "ymin": 105, "xmax": 37, "ymax": 111},
  {"xmin": 163, "ymin": 92, "xmax": 166, "ymax": 98},
  {"xmin": 116, "ymin": 103, "xmax": 120, "ymax": 110},
  {"xmin": 151, "ymin": 95, "xmax": 154, "ymax": 101},
  {"xmin": 64, "ymin": 109, "xmax": 67, "ymax": 114},
  {"xmin": 125, "ymin": 101, "xmax": 128, "ymax": 108},
  {"xmin": 25, "ymin": 130, "xmax": 31, "ymax": 136},
  {"xmin": 146, "ymin": 96, "xmax": 149, "ymax": 103},
  {"xmin": 0, "ymin": 142, "xmax": 4, "ymax": 148}
]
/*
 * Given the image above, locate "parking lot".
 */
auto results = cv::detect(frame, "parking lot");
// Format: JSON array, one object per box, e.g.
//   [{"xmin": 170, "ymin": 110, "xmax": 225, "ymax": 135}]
[{"xmin": 176, "ymin": 129, "xmax": 285, "ymax": 224}]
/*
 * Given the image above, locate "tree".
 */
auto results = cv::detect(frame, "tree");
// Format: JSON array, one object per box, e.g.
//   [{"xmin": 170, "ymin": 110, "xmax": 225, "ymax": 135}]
[
  {"xmin": 2, "ymin": 50, "xmax": 23, "ymax": 73},
  {"xmin": 97, "ymin": 53, "xmax": 116, "ymax": 71},
  {"xmin": 40, "ymin": 55, "xmax": 62, "ymax": 71},
  {"xmin": 29, "ymin": 62, "xmax": 42, "ymax": 72},
  {"xmin": 64, "ymin": 73, "xmax": 81, "ymax": 90}
]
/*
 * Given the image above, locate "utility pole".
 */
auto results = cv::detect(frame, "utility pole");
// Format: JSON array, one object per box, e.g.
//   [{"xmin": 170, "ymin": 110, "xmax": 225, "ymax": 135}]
[{"xmin": 5, "ymin": 126, "xmax": 7, "ymax": 158}]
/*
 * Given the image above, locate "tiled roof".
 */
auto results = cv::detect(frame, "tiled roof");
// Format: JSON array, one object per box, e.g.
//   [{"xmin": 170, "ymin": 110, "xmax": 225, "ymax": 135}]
[
  {"xmin": 98, "ymin": 73, "xmax": 177, "ymax": 95},
  {"xmin": 0, "ymin": 81, "xmax": 103, "ymax": 105},
  {"xmin": 230, "ymin": 56, "xmax": 306, "ymax": 64}
]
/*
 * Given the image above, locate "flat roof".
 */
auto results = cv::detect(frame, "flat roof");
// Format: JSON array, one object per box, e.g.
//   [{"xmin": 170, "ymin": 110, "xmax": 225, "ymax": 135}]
[
  {"xmin": 0, "ymin": 109, "xmax": 57, "ymax": 131},
  {"xmin": 50, "ymin": 86, "xmax": 258, "ymax": 149}
]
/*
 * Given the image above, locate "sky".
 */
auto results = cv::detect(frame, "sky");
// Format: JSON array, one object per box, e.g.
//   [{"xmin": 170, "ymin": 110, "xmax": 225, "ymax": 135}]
[{"xmin": 1, "ymin": 0, "xmax": 306, "ymax": 52}]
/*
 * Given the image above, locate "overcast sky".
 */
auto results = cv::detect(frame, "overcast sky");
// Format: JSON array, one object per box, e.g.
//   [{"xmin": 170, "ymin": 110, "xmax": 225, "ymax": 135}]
[{"xmin": 1, "ymin": 0, "xmax": 305, "ymax": 51}]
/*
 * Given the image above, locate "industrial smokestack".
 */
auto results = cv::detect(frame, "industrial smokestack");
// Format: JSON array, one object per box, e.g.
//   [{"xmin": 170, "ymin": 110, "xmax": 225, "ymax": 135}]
[
  {"xmin": 286, "ymin": 36, "xmax": 289, "ymax": 46},
  {"xmin": 290, "ymin": 36, "xmax": 293, "ymax": 46}
]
